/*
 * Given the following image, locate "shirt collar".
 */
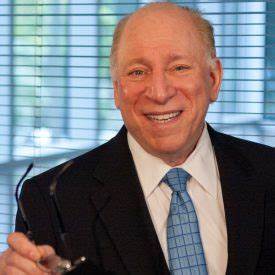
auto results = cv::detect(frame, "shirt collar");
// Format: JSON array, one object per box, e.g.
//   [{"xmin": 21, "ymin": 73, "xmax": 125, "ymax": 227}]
[
  {"xmin": 127, "ymin": 124, "xmax": 219, "ymax": 199},
  {"xmin": 181, "ymin": 125, "xmax": 219, "ymax": 198}
]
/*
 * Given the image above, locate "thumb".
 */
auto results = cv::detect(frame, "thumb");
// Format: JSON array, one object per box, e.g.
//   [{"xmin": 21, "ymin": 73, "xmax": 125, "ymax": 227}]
[{"xmin": 37, "ymin": 245, "xmax": 56, "ymax": 259}]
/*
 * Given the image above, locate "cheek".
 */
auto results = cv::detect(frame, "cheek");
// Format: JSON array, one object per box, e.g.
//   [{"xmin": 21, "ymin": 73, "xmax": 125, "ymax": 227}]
[
  {"xmin": 116, "ymin": 83, "xmax": 132, "ymax": 110},
  {"xmin": 118, "ymin": 82, "xmax": 130, "ymax": 98},
  {"xmin": 180, "ymin": 82, "xmax": 210, "ymax": 118},
  {"xmin": 118, "ymin": 81, "xmax": 146, "ymax": 107},
  {"xmin": 177, "ymin": 80, "xmax": 202, "ymax": 105}
]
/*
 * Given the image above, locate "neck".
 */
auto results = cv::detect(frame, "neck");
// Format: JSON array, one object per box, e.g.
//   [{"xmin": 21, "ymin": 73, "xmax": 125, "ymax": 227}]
[
  {"xmin": 158, "ymin": 126, "xmax": 205, "ymax": 167},
  {"xmin": 159, "ymin": 145, "xmax": 196, "ymax": 167}
]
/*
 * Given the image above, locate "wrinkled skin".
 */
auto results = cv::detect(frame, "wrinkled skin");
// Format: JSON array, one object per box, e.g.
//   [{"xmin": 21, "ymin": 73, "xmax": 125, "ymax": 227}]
[{"xmin": 113, "ymin": 6, "xmax": 222, "ymax": 166}]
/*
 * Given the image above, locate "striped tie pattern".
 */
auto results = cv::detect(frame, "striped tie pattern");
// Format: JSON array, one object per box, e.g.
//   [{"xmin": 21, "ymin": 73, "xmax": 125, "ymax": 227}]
[{"xmin": 163, "ymin": 168, "xmax": 208, "ymax": 275}]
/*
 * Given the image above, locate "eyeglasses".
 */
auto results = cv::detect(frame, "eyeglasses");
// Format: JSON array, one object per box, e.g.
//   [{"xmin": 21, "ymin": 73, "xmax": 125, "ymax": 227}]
[{"xmin": 15, "ymin": 162, "xmax": 86, "ymax": 274}]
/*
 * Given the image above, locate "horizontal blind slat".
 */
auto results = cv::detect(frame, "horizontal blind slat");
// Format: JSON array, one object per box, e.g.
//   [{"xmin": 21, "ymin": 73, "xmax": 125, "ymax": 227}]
[{"xmin": 1, "ymin": 0, "xmax": 274, "ymax": 248}]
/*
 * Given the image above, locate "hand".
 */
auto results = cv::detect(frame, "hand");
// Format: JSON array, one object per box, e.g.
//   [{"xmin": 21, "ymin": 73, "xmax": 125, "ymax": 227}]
[{"xmin": 0, "ymin": 232, "xmax": 56, "ymax": 274}]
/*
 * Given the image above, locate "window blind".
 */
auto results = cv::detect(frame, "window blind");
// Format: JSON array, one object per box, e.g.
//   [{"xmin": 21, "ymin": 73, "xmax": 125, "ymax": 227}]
[{"xmin": 0, "ymin": 0, "xmax": 274, "ymax": 251}]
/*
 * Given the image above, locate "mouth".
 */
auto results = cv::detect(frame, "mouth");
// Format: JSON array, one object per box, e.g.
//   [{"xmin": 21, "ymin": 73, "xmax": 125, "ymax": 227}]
[{"xmin": 145, "ymin": 111, "xmax": 182, "ymax": 123}]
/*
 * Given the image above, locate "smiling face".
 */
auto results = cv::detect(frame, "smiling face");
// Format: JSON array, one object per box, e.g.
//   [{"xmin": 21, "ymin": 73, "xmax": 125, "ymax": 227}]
[{"xmin": 113, "ymin": 6, "xmax": 222, "ymax": 165}]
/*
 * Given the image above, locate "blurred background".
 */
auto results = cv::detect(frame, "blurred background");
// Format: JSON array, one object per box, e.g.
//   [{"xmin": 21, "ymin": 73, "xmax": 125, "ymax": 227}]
[{"xmin": 0, "ymin": 0, "xmax": 274, "ymax": 251}]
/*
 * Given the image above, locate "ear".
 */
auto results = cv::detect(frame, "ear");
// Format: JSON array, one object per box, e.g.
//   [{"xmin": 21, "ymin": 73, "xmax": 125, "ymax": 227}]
[
  {"xmin": 113, "ymin": 81, "xmax": 120, "ymax": 109},
  {"xmin": 209, "ymin": 58, "xmax": 223, "ymax": 102}
]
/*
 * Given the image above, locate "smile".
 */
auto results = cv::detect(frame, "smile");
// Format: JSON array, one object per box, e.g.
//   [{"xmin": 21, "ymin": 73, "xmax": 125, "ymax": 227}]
[{"xmin": 146, "ymin": 111, "xmax": 181, "ymax": 123}]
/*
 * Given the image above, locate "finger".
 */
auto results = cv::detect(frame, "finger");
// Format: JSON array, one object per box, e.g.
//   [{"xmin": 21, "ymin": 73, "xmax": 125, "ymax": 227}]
[
  {"xmin": 37, "ymin": 246, "xmax": 61, "ymax": 273},
  {"xmin": 4, "ymin": 265, "xmax": 26, "ymax": 275},
  {"xmin": 0, "ymin": 248, "xmax": 12, "ymax": 273},
  {"xmin": 7, "ymin": 232, "xmax": 41, "ymax": 261},
  {"xmin": 5, "ymin": 250, "xmax": 46, "ymax": 275},
  {"xmin": 37, "ymin": 245, "xmax": 56, "ymax": 259}
]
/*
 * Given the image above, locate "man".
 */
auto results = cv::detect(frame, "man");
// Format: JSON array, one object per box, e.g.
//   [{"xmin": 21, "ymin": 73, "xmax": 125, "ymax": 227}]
[{"xmin": 0, "ymin": 2, "xmax": 274, "ymax": 274}]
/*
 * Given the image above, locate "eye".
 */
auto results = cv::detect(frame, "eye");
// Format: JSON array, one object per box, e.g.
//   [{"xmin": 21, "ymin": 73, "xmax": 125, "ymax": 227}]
[
  {"xmin": 128, "ymin": 69, "xmax": 145, "ymax": 77},
  {"xmin": 174, "ymin": 65, "xmax": 190, "ymax": 72}
]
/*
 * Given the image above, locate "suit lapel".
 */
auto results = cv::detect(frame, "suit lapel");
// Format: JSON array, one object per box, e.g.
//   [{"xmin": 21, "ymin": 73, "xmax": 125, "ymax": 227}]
[
  {"xmin": 208, "ymin": 125, "xmax": 265, "ymax": 274},
  {"xmin": 57, "ymin": 125, "xmax": 264, "ymax": 274},
  {"xmin": 91, "ymin": 127, "xmax": 169, "ymax": 274}
]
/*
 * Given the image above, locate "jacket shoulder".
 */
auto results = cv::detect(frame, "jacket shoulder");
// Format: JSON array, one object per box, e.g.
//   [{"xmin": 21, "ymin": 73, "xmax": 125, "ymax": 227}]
[
  {"xmin": 210, "ymin": 128, "xmax": 275, "ymax": 178},
  {"xmin": 16, "ymin": 132, "xmax": 124, "ymax": 235},
  {"xmin": 30, "ymin": 133, "xmax": 121, "ymax": 184}
]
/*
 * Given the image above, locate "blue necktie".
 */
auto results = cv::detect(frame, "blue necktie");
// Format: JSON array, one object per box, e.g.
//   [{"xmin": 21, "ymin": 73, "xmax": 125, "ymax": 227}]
[{"xmin": 163, "ymin": 168, "xmax": 208, "ymax": 275}]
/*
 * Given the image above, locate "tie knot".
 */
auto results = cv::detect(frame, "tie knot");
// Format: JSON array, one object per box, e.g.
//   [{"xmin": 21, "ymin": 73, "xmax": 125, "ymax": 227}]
[{"xmin": 163, "ymin": 168, "xmax": 190, "ymax": 192}]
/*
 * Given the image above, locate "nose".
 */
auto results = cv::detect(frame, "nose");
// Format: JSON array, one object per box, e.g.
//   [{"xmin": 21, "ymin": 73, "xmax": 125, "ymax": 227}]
[{"xmin": 145, "ymin": 71, "xmax": 176, "ymax": 104}]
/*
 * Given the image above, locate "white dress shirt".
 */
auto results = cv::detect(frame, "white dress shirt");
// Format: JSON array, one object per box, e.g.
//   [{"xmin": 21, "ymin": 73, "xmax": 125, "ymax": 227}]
[{"xmin": 127, "ymin": 125, "xmax": 228, "ymax": 275}]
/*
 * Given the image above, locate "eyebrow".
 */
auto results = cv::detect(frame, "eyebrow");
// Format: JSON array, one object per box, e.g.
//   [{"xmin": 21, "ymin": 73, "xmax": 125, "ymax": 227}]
[
  {"xmin": 123, "ymin": 54, "xmax": 190, "ymax": 69},
  {"xmin": 167, "ymin": 53, "xmax": 190, "ymax": 63},
  {"xmin": 124, "ymin": 58, "xmax": 151, "ymax": 68}
]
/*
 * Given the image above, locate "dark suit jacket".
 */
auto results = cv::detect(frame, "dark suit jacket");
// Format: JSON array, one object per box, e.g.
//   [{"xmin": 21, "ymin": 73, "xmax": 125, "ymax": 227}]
[{"xmin": 15, "ymin": 125, "xmax": 275, "ymax": 275}]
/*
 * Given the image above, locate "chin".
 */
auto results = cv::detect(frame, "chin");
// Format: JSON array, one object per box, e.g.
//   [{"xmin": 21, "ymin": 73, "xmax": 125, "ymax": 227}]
[{"xmin": 150, "ymin": 140, "xmax": 188, "ymax": 158}]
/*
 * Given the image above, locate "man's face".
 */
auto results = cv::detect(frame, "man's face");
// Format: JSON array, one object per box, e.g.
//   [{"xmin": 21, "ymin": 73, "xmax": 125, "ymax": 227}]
[{"xmin": 113, "ymin": 9, "xmax": 222, "ymax": 165}]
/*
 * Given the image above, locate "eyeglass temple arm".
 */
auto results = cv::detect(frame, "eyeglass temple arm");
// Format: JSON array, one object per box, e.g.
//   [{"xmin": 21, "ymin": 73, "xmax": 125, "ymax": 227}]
[
  {"xmin": 49, "ymin": 161, "xmax": 73, "ymax": 262},
  {"xmin": 15, "ymin": 163, "xmax": 34, "ymax": 239}
]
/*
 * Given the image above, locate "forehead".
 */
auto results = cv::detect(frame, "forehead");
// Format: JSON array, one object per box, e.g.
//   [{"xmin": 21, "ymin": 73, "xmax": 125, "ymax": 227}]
[{"xmin": 116, "ymin": 8, "xmax": 204, "ymax": 65}]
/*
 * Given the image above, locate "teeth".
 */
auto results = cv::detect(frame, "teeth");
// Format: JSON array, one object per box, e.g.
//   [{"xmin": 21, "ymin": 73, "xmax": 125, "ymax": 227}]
[{"xmin": 147, "ymin": 111, "xmax": 180, "ymax": 122}]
